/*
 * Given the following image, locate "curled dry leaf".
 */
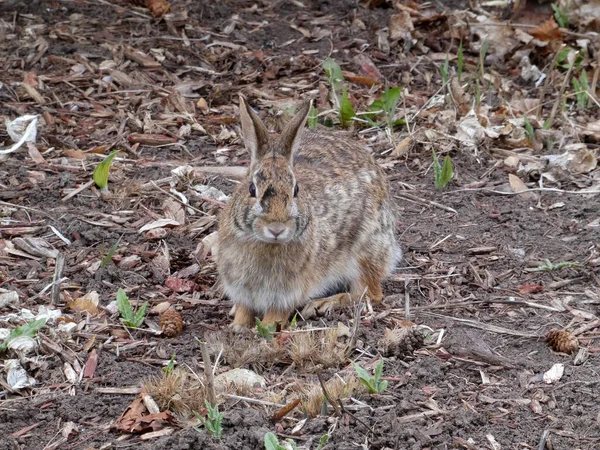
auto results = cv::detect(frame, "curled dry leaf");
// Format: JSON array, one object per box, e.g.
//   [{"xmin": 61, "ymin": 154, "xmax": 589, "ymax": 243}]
[
  {"xmin": 529, "ymin": 17, "xmax": 561, "ymax": 42},
  {"xmin": 151, "ymin": 301, "xmax": 172, "ymax": 315},
  {"xmin": 388, "ymin": 11, "xmax": 414, "ymax": 41},
  {"xmin": 545, "ymin": 329, "xmax": 579, "ymax": 354},
  {"xmin": 67, "ymin": 291, "xmax": 100, "ymax": 315},
  {"xmin": 159, "ymin": 309, "xmax": 183, "ymax": 337}
]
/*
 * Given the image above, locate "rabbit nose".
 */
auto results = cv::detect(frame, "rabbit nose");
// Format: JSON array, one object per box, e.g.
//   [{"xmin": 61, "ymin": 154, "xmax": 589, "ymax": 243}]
[{"xmin": 267, "ymin": 223, "xmax": 286, "ymax": 238}]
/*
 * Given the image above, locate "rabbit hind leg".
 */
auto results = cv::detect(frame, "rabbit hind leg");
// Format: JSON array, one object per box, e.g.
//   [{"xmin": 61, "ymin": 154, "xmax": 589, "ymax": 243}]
[
  {"xmin": 355, "ymin": 257, "xmax": 386, "ymax": 304},
  {"xmin": 230, "ymin": 304, "xmax": 257, "ymax": 332},
  {"xmin": 262, "ymin": 309, "xmax": 293, "ymax": 327}
]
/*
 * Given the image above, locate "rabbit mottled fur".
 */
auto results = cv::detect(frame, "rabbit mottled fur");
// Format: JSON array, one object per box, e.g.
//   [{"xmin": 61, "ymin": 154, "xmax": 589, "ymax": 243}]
[{"xmin": 216, "ymin": 96, "xmax": 402, "ymax": 330}]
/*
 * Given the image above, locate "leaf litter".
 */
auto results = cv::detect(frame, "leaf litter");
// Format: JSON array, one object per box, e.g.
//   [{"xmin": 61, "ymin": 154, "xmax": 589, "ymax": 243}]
[{"xmin": 0, "ymin": 0, "xmax": 599, "ymax": 449}]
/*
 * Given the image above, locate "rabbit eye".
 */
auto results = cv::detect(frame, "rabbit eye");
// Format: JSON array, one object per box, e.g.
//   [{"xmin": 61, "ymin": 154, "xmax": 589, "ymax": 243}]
[
  {"xmin": 249, "ymin": 183, "xmax": 257, "ymax": 197},
  {"xmin": 293, "ymin": 184, "xmax": 299, "ymax": 197}
]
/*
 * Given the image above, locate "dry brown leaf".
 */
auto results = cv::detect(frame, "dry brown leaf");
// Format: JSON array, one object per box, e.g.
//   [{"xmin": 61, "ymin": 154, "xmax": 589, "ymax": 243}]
[
  {"xmin": 128, "ymin": 134, "xmax": 178, "ymax": 145},
  {"xmin": 83, "ymin": 349, "xmax": 98, "ymax": 378},
  {"xmin": 529, "ymin": 17, "xmax": 561, "ymax": 42},
  {"xmin": 67, "ymin": 292, "xmax": 100, "ymax": 315},
  {"xmin": 391, "ymin": 135, "xmax": 413, "ymax": 158},
  {"xmin": 508, "ymin": 174, "xmax": 536, "ymax": 199},
  {"xmin": 62, "ymin": 149, "xmax": 86, "ymax": 160},
  {"xmin": 341, "ymin": 71, "xmax": 380, "ymax": 87},
  {"xmin": 27, "ymin": 143, "xmax": 45, "ymax": 164},
  {"xmin": 389, "ymin": 11, "xmax": 414, "ymax": 41}
]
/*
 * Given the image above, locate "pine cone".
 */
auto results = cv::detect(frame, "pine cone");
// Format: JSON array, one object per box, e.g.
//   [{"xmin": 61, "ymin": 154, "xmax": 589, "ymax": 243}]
[
  {"xmin": 378, "ymin": 326, "xmax": 425, "ymax": 357},
  {"xmin": 545, "ymin": 329, "xmax": 578, "ymax": 354},
  {"xmin": 128, "ymin": 0, "xmax": 170, "ymax": 18},
  {"xmin": 160, "ymin": 308, "xmax": 183, "ymax": 337}
]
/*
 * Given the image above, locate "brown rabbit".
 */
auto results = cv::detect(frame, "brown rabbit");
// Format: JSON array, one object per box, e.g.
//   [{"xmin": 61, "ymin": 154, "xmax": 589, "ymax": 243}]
[{"xmin": 216, "ymin": 95, "xmax": 401, "ymax": 331}]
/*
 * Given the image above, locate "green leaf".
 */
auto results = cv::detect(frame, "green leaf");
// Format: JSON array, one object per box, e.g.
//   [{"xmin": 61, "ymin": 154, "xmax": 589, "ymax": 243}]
[
  {"xmin": 289, "ymin": 313, "xmax": 298, "ymax": 329},
  {"xmin": 93, "ymin": 150, "xmax": 119, "ymax": 190},
  {"xmin": 358, "ymin": 378, "xmax": 377, "ymax": 394},
  {"xmin": 133, "ymin": 302, "xmax": 148, "ymax": 327},
  {"xmin": 101, "ymin": 235, "xmax": 122, "ymax": 268},
  {"xmin": 552, "ymin": 3, "xmax": 568, "ymax": 28},
  {"xmin": 378, "ymin": 380, "xmax": 388, "ymax": 393},
  {"xmin": 433, "ymin": 150, "xmax": 453, "ymax": 190},
  {"xmin": 374, "ymin": 359, "xmax": 384, "ymax": 384},
  {"xmin": 440, "ymin": 155, "xmax": 453, "ymax": 189},
  {"xmin": 439, "ymin": 56, "xmax": 450, "ymax": 84},
  {"xmin": 163, "ymin": 353, "xmax": 176, "ymax": 375},
  {"xmin": 352, "ymin": 361, "xmax": 372, "ymax": 381},
  {"xmin": 317, "ymin": 434, "xmax": 329, "ymax": 450},
  {"xmin": 0, "ymin": 318, "xmax": 47, "ymax": 352},
  {"xmin": 256, "ymin": 318, "xmax": 275, "ymax": 340},
  {"xmin": 339, "ymin": 90, "xmax": 355, "ymax": 128},
  {"xmin": 116, "ymin": 288, "xmax": 135, "ymax": 324},
  {"xmin": 307, "ymin": 106, "xmax": 319, "ymax": 129},
  {"xmin": 264, "ymin": 432, "xmax": 281, "ymax": 450},
  {"xmin": 382, "ymin": 87, "xmax": 401, "ymax": 114},
  {"xmin": 323, "ymin": 57, "xmax": 344, "ymax": 94}
]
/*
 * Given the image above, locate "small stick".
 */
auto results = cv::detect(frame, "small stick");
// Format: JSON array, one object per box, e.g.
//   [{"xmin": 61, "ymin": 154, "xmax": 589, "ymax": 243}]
[
  {"xmin": 404, "ymin": 280, "xmax": 410, "ymax": 321},
  {"xmin": 223, "ymin": 394, "xmax": 284, "ymax": 407},
  {"xmin": 270, "ymin": 398, "xmax": 301, "ymax": 422},
  {"xmin": 424, "ymin": 312, "xmax": 539, "ymax": 338},
  {"xmin": 394, "ymin": 193, "xmax": 457, "ymax": 214},
  {"xmin": 150, "ymin": 181, "xmax": 211, "ymax": 216},
  {"xmin": 345, "ymin": 287, "xmax": 367, "ymax": 358},
  {"xmin": 316, "ymin": 368, "xmax": 341, "ymax": 417},
  {"xmin": 200, "ymin": 341, "xmax": 217, "ymax": 406},
  {"xmin": 537, "ymin": 429, "xmax": 550, "ymax": 450},
  {"xmin": 61, "ymin": 180, "xmax": 94, "ymax": 202},
  {"xmin": 51, "ymin": 252, "xmax": 66, "ymax": 305},
  {"xmin": 548, "ymin": 51, "xmax": 576, "ymax": 128}
]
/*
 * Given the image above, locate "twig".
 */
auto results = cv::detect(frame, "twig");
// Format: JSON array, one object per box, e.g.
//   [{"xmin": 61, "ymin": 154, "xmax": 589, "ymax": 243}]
[
  {"xmin": 316, "ymin": 368, "xmax": 341, "ymax": 417},
  {"xmin": 200, "ymin": 341, "xmax": 217, "ymax": 407},
  {"xmin": 394, "ymin": 193, "xmax": 457, "ymax": 214},
  {"xmin": 271, "ymin": 398, "xmax": 301, "ymax": 422},
  {"xmin": 345, "ymin": 287, "xmax": 367, "ymax": 357},
  {"xmin": 548, "ymin": 51, "xmax": 576, "ymax": 128},
  {"xmin": 223, "ymin": 394, "xmax": 284, "ymax": 407},
  {"xmin": 51, "ymin": 253, "xmax": 66, "ymax": 305},
  {"xmin": 423, "ymin": 312, "xmax": 540, "ymax": 338},
  {"xmin": 537, "ymin": 429, "xmax": 550, "ymax": 450},
  {"xmin": 316, "ymin": 368, "xmax": 375, "ymax": 435},
  {"xmin": 149, "ymin": 181, "xmax": 211, "ymax": 216},
  {"xmin": 61, "ymin": 180, "xmax": 94, "ymax": 202},
  {"xmin": 404, "ymin": 280, "xmax": 411, "ymax": 321},
  {"xmin": 395, "ymin": 408, "xmax": 446, "ymax": 424},
  {"xmin": 452, "ymin": 187, "xmax": 600, "ymax": 195}
]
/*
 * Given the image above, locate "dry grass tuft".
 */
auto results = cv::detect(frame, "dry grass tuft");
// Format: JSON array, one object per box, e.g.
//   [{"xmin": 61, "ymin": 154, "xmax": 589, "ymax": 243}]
[
  {"xmin": 288, "ymin": 328, "xmax": 347, "ymax": 370},
  {"xmin": 296, "ymin": 373, "xmax": 361, "ymax": 418},
  {"xmin": 144, "ymin": 368, "xmax": 207, "ymax": 418},
  {"xmin": 205, "ymin": 330, "xmax": 286, "ymax": 368}
]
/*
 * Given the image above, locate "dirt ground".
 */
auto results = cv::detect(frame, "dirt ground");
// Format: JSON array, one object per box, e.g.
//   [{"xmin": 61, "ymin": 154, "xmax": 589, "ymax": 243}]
[{"xmin": 1, "ymin": 0, "xmax": 599, "ymax": 449}]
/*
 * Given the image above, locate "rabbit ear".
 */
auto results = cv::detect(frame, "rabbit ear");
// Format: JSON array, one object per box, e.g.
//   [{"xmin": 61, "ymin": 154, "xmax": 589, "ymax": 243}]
[
  {"xmin": 279, "ymin": 99, "xmax": 312, "ymax": 162},
  {"xmin": 238, "ymin": 95, "xmax": 269, "ymax": 162}
]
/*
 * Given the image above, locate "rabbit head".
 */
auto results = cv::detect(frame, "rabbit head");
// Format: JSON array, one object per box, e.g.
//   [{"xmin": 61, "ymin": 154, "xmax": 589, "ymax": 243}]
[{"xmin": 234, "ymin": 95, "xmax": 312, "ymax": 243}]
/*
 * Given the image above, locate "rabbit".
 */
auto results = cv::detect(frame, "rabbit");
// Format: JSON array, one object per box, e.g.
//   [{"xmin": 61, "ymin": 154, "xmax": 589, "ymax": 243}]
[{"xmin": 216, "ymin": 95, "xmax": 402, "ymax": 331}]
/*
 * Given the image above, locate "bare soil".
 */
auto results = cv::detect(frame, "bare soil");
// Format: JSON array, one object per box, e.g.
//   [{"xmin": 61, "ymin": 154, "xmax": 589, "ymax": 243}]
[{"xmin": 1, "ymin": 1, "xmax": 599, "ymax": 450}]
